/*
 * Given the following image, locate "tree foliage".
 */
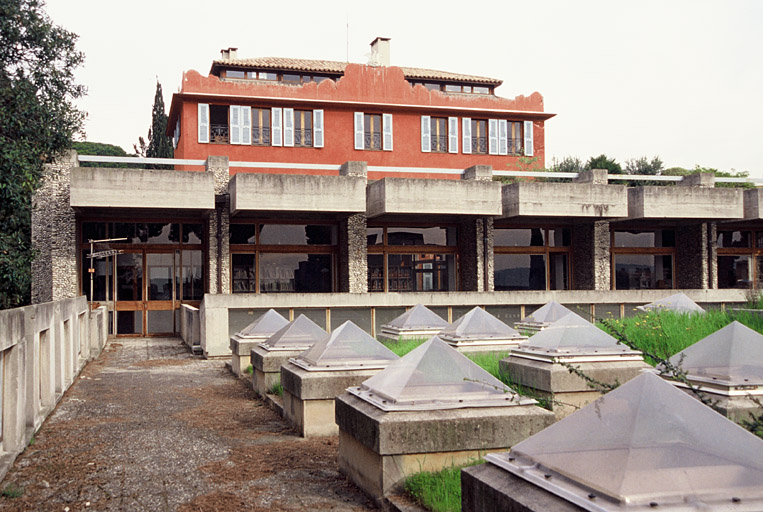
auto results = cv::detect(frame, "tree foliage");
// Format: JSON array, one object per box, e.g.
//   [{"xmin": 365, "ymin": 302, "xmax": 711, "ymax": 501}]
[
  {"xmin": 73, "ymin": 141, "xmax": 134, "ymax": 168},
  {"xmin": 550, "ymin": 156, "xmax": 584, "ymax": 173},
  {"xmin": 135, "ymin": 80, "xmax": 173, "ymax": 169},
  {"xmin": 0, "ymin": 0, "xmax": 85, "ymax": 309},
  {"xmin": 585, "ymin": 154, "xmax": 623, "ymax": 175},
  {"xmin": 625, "ymin": 156, "xmax": 664, "ymax": 176}
]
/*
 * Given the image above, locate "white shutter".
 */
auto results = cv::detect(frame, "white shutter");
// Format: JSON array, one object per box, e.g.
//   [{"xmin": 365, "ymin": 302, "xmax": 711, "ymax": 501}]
[
  {"xmin": 421, "ymin": 116, "xmax": 431, "ymax": 153},
  {"xmin": 354, "ymin": 112, "xmax": 364, "ymax": 150},
  {"xmin": 198, "ymin": 103, "xmax": 209, "ymax": 143},
  {"xmin": 230, "ymin": 105, "xmax": 241, "ymax": 145},
  {"xmin": 462, "ymin": 117, "xmax": 471, "ymax": 154},
  {"xmin": 448, "ymin": 117, "xmax": 458, "ymax": 153},
  {"xmin": 173, "ymin": 118, "xmax": 180, "ymax": 149},
  {"xmin": 283, "ymin": 108, "xmax": 294, "ymax": 147},
  {"xmin": 271, "ymin": 108, "xmax": 282, "ymax": 146},
  {"xmin": 241, "ymin": 106, "xmax": 251, "ymax": 145},
  {"xmin": 488, "ymin": 119, "xmax": 498, "ymax": 155},
  {"xmin": 524, "ymin": 120, "xmax": 534, "ymax": 157},
  {"xmin": 382, "ymin": 113, "xmax": 393, "ymax": 151},
  {"xmin": 498, "ymin": 119, "xmax": 508, "ymax": 155},
  {"xmin": 313, "ymin": 109, "xmax": 324, "ymax": 148}
]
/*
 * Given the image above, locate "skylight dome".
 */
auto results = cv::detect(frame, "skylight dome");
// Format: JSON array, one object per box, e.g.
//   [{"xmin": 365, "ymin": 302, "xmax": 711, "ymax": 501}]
[
  {"xmin": 379, "ymin": 304, "xmax": 449, "ymax": 339},
  {"xmin": 661, "ymin": 321, "xmax": 763, "ymax": 394},
  {"xmin": 486, "ymin": 372, "xmax": 763, "ymax": 511},
  {"xmin": 515, "ymin": 301, "xmax": 581, "ymax": 333},
  {"xmin": 258, "ymin": 314, "xmax": 326, "ymax": 352},
  {"xmin": 512, "ymin": 313, "xmax": 642, "ymax": 362},
  {"xmin": 438, "ymin": 306, "xmax": 524, "ymax": 345},
  {"xmin": 349, "ymin": 336, "xmax": 535, "ymax": 411},
  {"xmin": 236, "ymin": 308, "xmax": 290, "ymax": 339},
  {"xmin": 291, "ymin": 320, "xmax": 398, "ymax": 371},
  {"xmin": 637, "ymin": 292, "xmax": 705, "ymax": 313}
]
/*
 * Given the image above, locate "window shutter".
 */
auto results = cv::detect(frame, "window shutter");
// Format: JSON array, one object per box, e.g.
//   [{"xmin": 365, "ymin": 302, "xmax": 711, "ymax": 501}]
[
  {"xmin": 241, "ymin": 106, "xmax": 251, "ymax": 145},
  {"xmin": 283, "ymin": 108, "xmax": 294, "ymax": 147},
  {"xmin": 488, "ymin": 119, "xmax": 498, "ymax": 155},
  {"xmin": 524, "ymin": 120, "xmax": 534, "ymax": 157},
  {"xmin": 498, "ymin": 119, "xmax": 508, "ymax": 155},
  {"xmin": 313, "ymin": 109, "xmax": 324, "ymax": 148},
  {"xmin": 173, "ymin": 118, "xmax": 180, "ymax": 149},
  {"xmin": 421, "ymin": 116, "xmax": 431, "ymax": 153},
  {"xmin": 354, "ymin": 112, "xmax": 364, "ymax": 150},
  {"xmin": 271, "ymin": 108, "xmax": 283, "ymax": 146},
  {"xmin": 229, "ymin": 105, "xmax": 241, "ymax": 145},
  {"xmin": 462, "ymin": 117, "xmax": 471, "ymax": 154},
  {"xmin": 198, "ymin": 103, "xmax": 209, "ymax": 143},
  {"xmin": 382, "ymin": 113, "xmax": 393, "ymax": 151},
  {"xmin": 448, "ymin": 117, "xmax": 458, "ymax": 153}
]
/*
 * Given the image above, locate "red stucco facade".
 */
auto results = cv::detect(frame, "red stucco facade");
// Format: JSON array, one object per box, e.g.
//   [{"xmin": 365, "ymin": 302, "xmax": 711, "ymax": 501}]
[{"xmin": 168, "ymin": 63, "xmax": 554, "ymax": 180}]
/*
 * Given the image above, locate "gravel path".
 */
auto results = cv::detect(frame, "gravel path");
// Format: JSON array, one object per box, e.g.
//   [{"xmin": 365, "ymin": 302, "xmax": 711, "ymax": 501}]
[{"xmin": 0, "ymin": 337, "xmax": 375, "ymax": 511}]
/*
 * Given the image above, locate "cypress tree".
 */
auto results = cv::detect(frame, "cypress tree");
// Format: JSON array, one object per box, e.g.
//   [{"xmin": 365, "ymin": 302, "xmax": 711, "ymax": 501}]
[{"xmin": 138, "ymin": 80, "xmax": 173, "ymax": 168}]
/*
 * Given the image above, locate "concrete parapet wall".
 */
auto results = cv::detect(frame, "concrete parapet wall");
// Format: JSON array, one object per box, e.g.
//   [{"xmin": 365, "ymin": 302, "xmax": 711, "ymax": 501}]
[
  {"xmin": 0, "ymin": 296, "xmax": 107, "ymax": 482},
  {"xmin": 502, "ymin": 182, "xmax": 627, "ymax": 218},
  {"xmin": 180, "ymin": 304, "xmax": 200, "ymax": 349},
  {"xmin": 627, "ymin": 186, "xmax": 743, "ymax": 219},
  {"xmin": 366, "ymin": 178, "xmax": 501, "ymax": 217}
]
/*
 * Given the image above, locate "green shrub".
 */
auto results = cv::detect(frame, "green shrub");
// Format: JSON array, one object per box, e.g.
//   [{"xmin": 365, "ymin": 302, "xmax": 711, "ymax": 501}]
[
  {"xmin": 267, "ymin": 381, "xmax": 283, "ymax": 397},
  {"xmin": 405, "ymin": 460, "xmax": 482, "ymax": 512},
  {"xmin": 1, "ymin": 484, "xmax": 24, "ymax": 499}
]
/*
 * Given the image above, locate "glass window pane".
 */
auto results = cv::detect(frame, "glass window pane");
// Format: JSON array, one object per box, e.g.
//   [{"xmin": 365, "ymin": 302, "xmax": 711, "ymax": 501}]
[
  {"xmin": 183, "ymin": 224, "xmax": 203, "ymax": 244},
  {"xmin": 116, "ymin": 253, "xmax": 143, "ymax": 301},
  {"xmin": 548, "ymin": 228, "xmax": 571, "ymax": 247},
  {"xmin": 387, "ymin": 254, "xmax": 454, "ymax": 292},
  {"xmin": 614, "ymin": 230, "xmax": 675, "ymax": 248},
  {"xmin": 444, "ymin": 84, "xmax": 461, "ymax": 92},
  {"xmin": 231, "ymin": 254, "xmax": 255, "ymax": 293},
  {"xmin": 614, "ymin": 254, "xmax": 673, "ymax": 289},
  {"xmin": 494, "ymin": 254, "xmax": 547, "ymax": 291},
  {"xmin": 82, "ymin": 222, "xmax": 107, "ymax": 243},
  {"xmin": 283, "ymin": 73, "xmax": 300, "ymax": 82},
  {"xmin": 367, "ymin": 228, "xmax": 384, "ymax": 246},
  {"xmin": 146, "ymin": 223, "xmax": 179, "ymax": 244},
  {"xmin": 386, "ymin": 227, "xmax": 456, "ymax": 246},
  {"xmin": 260, "ymin": 253, "xmax": 332, "ymax": 293},
  {"xmin": 259, "ymin": 224, "xmax": 337, "ymax": 245},
  {"xmin": 117, "ymin": 311, "xmax": 143, "ymax": 335},
  {"xmin": 230, "ymin": 224, "xmax": 256, "ymax": 244},
  {"xmin": 424, "ymin": 83, "xmax": 440, "ymax": 91},
  {"xmin": 718, "ymin": 255, "xmax": 752, "ymax": 288},
  {"xmin": 147, "ymin": 253, "xmax": 174, "ymax": 300},
  {"xmin": 113, "ymin": 223, "xmax": 147, "ymax": 243},
  {"xmin": 473, "ymin": 86, "xmax": 490, "ymax": 94},
  {"xmin": 182, "ymin": 250, "xmax": 204, "ymax": 300},
  {"xmin": 226, "ymin": 70, "xmax": 245, "ymax": 79},
  {"xmin": 368, "ymin": 254, "xmax": 384, "ymax": 292},
  {"xmin": 494, "ymin": 228, "xmax": 545, "ymax": 247},
  {"xmin": 82, "ymin": 250, "xmax": 112, "ymax": 301},
  {"xmin": 147, "ymin": 310, "xmax": 174, "ymax": 334},
  {"xmin": 717, "ymin": 231, "xmax": 751, "ymax": 248},
  {"xmin": 549, "ymin": 253, "xmax": 569, "ymax": 290}
]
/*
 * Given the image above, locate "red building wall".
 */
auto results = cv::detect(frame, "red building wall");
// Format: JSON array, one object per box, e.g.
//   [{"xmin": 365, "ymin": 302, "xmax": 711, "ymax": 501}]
[{"xmin": 169, "ymin": 64, "xmax": 552, "ymax": 179}]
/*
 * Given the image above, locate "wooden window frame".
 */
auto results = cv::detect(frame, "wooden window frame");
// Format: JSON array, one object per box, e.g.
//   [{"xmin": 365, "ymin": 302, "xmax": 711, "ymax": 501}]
[
  {"xmin": 609, "ymin": 227, "xmax": 677, "ymax": 290},
  {"xmin": 493, "ymin": 226, "xmax": 572, "ymax": 290},
  {"xmin": 716, "ymin": 229, "xmax": 763, "ymax": 288}
]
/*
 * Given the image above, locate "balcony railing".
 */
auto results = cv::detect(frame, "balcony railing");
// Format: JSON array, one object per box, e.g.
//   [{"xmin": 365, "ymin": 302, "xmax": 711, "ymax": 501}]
[
  {"xmin": 432, "ymin": 135, "xmax": 448, "ymax": 152},
  {"xmin": 364, "ymin": 132, "xmax": 382, "ymax": 150},
  {"xmin": 471, "ymin": 136, "xmax": 488, "ymax": 154},
  {"xmin": 294, "ymin": 128, "xmax": 313, "ymax": 147},
  {"xmin": 210, "ymin": 125, "xmax": 229, "ymax": 144},
  {"xmin": 252, "ymin": 127, "xmax": 271, "ymax": 145}
]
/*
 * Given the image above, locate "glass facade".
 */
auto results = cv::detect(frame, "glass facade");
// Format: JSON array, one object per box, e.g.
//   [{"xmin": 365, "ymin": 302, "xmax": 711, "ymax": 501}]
[
  {"xmin": 493, "ymin": 227, "xmax": 570, "ymax": 290},
  {"xmin": 611, "ymin": 229, "xmax": 675, "ymax": 290},
  {"xmin": 716, "ymin": 230, "xmax": 763, "ymax": 288}
]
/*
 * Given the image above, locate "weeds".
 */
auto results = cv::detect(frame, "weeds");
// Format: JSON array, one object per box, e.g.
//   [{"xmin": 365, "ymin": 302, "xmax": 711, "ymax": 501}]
[
  {"xmin": 267, "ymin": 381, "xmax": 283, "ymax": 397},
  {"xmin": 1, "ymin": 484, "xmax": 24, "ymax": 499},
  {"xmin": 244, "ymin": 364, "xmax": 253, "ymax": 375},
  {"xmin": 380, "ymin": 337, "xmax": 429, "ymax": 357},
  {"xmin": 405, "ymin": 459, "xmax": 483, "ymax": 512}
]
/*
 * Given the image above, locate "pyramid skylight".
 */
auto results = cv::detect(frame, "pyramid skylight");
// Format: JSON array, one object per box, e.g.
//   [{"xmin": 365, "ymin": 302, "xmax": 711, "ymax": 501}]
[
  {"xmin": 637, "ymin": 292, "xmax": 705, "ymax": 314},
  {"xmin": 660, "ymin": 321, "xmax": 763, "ymax": 394},
  {"xmin": 438, "ymin": 307, "xmax": 525, "ymax": 346},
  {"xmin": 486, "ymin": 372, "xmax": 763, "ymax": 511},
  {"xmin": 512, "ymin": 313, "xmax": 642, "ymax": 362},
  {"xmin": 259, "ymin": 314, "xmax": 327, "ymax": 352},
  {"xmin": 291, "ymin": 320, "xmax": 398, "ymax": 371},
  {"xmin": 515, "ymin": 301, "xmax": 583, "ymax": 333},
  {"xmin": 236, "ymin": 309, "xmax": 290, "ymax": 339},
  {"xmin": 349, "ymin": 336, "xmax": 535, "ymax": 411},
  {"xmin": 380, "ymin": 304, "xmax": 449, "ymax": 339}
]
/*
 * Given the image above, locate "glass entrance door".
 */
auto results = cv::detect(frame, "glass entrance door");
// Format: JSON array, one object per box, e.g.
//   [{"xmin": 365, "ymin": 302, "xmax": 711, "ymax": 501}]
[{"xmin": 115, "ymin": 251, "xmax": 177, "ymax": 336}]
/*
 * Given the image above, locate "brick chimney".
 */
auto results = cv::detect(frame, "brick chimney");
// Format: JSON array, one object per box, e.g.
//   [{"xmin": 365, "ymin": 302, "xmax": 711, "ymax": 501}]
[
  {"xmin": 220, "ymin": 47, "xmax": 238, "ymax": 60},
  {"xmin": 369, "ymin": 37, "xmax": 390, "ymax": 66}
]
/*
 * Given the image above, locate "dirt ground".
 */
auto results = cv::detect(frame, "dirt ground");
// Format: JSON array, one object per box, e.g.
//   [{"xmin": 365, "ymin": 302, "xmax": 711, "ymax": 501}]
[{"xmin": 0, "ymin": 337, "xmax": 375, "ymax": 511}]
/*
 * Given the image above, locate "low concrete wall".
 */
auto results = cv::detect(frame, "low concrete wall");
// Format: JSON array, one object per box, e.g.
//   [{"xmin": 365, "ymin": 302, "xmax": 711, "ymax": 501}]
[
  {"xmin": 501, "ymin": 182, "xmax": 627, "ymax": 219},
  {"xmin": 180, "ymin": 304, "xmax": 200, "ymax": 350},
  {"xmin": 198, "ymin": 289, "xmax": 747, "ymax": 358},
  {"xmin": 628, "ymin": 186, "xmax": 743, "ymax": 219},
  {"xmin": 366, "ymin": 178, "xmax": 501, "ymax": 217},
  {"xmin": 0, "ymin": 296, "xmax": 108, "ymax": 481}
]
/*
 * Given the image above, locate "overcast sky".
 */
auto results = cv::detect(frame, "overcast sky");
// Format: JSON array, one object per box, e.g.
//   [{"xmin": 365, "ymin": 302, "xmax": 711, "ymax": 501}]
[{"xmin": 46, "ymin": 0, "xmax": 763, "ymax": 176}]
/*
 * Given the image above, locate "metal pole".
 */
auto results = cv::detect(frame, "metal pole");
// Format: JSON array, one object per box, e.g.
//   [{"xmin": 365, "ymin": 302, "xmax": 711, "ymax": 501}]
[{"xmin": 89, "ymin": 239, "xmax": 94, "ymax": 310}]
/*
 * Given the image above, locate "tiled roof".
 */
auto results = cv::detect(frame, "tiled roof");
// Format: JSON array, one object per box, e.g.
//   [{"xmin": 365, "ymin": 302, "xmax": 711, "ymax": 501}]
[{"xmin": 210, "ymin": 57, "xmax": 502, "ymax": 86}]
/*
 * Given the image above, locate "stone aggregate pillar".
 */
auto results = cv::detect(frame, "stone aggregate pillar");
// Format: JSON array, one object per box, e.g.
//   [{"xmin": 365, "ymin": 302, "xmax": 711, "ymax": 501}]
[
  {"xmin": 676, "ymin": 223, "xmax": 709, "ymax": 289},
  {"xmin": 572, "ymin": 221, "xmax": 610, "ymax": 290},
  {"xmin": 338, "ymin": 161, "xmax": 368, "ymax": 293},
  {"xmin": 205, "ymin": 156, "xmax": 231, "ymax": 294}
]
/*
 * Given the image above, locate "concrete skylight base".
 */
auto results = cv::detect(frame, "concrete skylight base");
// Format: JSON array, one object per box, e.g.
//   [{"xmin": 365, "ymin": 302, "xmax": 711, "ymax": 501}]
[
  {"xmin": 250, "ymin": 347, "xmax": 302, "ymax": 396},
  {"xmin": 229, "ymin": 334, "xmax": 266, "ymax": 377},
  {"xmin": 501, "ymin": 356, "xmax": 649, "ymax": 419},
  {"xmin": 335, "ymin": 392, "xmax": 554, "ymax": 502}
]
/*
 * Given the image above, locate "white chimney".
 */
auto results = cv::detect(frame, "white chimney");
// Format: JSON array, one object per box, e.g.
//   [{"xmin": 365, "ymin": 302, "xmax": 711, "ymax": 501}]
[
  {"xmin": 220, "ymin": 47, "xmax": 238, "ymax": 60},
  {"xmin": 369, "ymin": 37, "xmax": 390, "ymax": 67}
]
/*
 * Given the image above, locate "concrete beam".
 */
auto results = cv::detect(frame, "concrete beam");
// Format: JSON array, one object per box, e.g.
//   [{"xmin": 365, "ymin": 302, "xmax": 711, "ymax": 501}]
[
  {"xmin": 230, "ymin": 173, "xmax": 366, "ymax": 215},
  {"xmin": 627, "ymin": 186, "xmax": 743, "ymax": 220},
  {"xmin": 502, "ymin": 182, "xmax": 627, "ymax": 219},
  {"xmin": 744, "ymin": 188, "xmax": 763, "ymax": 219},
  {"xmin": 70, "ymin": 167, "xmax": 215, "ymax": 210},
  {"xmin": 366, "ymin": 178, "xmax": 501, "ymax": 218}
]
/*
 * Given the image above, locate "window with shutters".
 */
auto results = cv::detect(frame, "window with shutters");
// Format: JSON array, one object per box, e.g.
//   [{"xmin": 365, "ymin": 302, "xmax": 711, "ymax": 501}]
[
  {"xmin": 508, "ymin": 121, "xmax": 523, "ymax": 155},
  {"xmin": 364, "ymin": 114, "xmax": 382, "ymax": 150},
  {"xmin": 354, "ymin": 112, "xmax": 391, "ymax": 151},
  {"xmin": 293, "ymin": 110, "xmax": 313, "ymax": 147},
  {"xmin": 252, "ymin": 108, "xmax": 271, "ymax": 145},
  {"xmin": 209, "ymin": 105, "xmax": 229, "ymax": 144},
  {"xmin": 471, "ymin": 119, "xmax": 488, "ymax": 154}
]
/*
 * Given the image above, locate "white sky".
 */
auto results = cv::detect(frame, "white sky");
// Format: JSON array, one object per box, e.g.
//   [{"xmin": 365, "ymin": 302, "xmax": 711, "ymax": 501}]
[{"xmin": 46, "ymin": 0, "xmax": 763, "ymax": 176}]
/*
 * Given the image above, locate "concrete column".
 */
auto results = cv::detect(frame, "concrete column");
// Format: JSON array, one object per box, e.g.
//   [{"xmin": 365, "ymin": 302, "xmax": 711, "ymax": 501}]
[
  {"xmin": 205, "ymin": 157, "xmax": 231, "ymax": 294},
  {"xmin": 458, "ymin": 218, "xmax": 492, "ymax": 292},
  {"xmin": 32, "ymin": 150, "xmax": 79, "ymax": 303},
  {"xmin": 708, "ymin": 223, "xmax": 718, "ymax": 289},
  {"xmin": 573, "ymin": 168, "xmax": 608, "ymax": 185},
  {"xmin": 676, "ymin": 223, "xmax": 709, "ymax": 289},
  {"xmin": 572, "ymin": 221, "xmax": 611, "ymax": 290},
  {"xmin": 338, "ymin": 162, "xmax": 368, "ymax": 293},
  {"xmin": 679, "ymin": 173, "xmax": 715, "ymax": 188}
]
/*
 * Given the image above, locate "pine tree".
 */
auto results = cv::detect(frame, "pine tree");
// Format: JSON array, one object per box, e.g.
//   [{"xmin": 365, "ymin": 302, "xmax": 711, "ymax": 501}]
[{"xmin": 136, "ymin": 80, "xmax": 173, "ymax": 168}]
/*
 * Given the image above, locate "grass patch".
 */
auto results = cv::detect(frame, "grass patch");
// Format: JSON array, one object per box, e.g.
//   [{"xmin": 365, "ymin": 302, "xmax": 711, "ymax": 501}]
[
  {"xmin": 465, "ymin": 352, "xmax": 510, "ymax": 382},
  {"xmin": 267, "ymin": 381, "xmax": 283, "ymax": 397},
  {"xmin": 244, "ymin": 364, "xmax": 253, "ymax": 375},
  {"xmin": 1, "ymin": 484, "xmax": 24, "ymax": 499},
  {"xmin": 380, "ymin": 336, "xmax": 429, "ymax": 357},
  {"xmin": 599, "ymin": 309, "xmax": 763, "ymax": 365},
  {"xmin": 405, "ymin": 460, "xmax": 483, "ymax": 512}
]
